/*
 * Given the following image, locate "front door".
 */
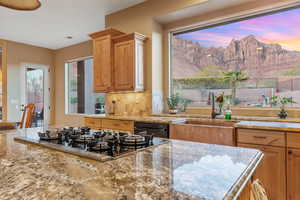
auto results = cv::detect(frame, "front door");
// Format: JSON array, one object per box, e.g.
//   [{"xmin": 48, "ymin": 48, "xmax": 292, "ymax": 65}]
[{"xmin": 21, "ymin": 64, "xmax": 50, "ymax": 127}]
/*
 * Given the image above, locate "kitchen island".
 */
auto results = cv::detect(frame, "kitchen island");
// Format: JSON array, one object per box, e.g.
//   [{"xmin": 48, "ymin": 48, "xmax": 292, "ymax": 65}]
[{"xmin": 0, "ymin": 128, "xmax": 263, "ymax": 200}]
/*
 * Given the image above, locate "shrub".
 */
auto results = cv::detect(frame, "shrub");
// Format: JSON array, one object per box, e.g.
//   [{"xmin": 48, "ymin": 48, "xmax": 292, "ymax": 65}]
[{"xmin": 173, "ymin": 77, "xmax": 229, "ymax": 89}]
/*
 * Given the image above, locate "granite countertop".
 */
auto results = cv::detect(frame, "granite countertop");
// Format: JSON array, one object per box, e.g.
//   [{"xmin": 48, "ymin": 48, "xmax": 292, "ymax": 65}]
[
  {"xmin": 86, "ymin": 114, "xmax": 187, "ymax": 124},
  {"xmin": 235, "ymin": 120, "xmax": 300, "ymax": 132},
  {"xmin": 86, "ymin": 113, "xmax": 300, "ymax": 126},
  {"xmin": 0, "ymin": 128, "xmax": 263, "ymax": 200},
  {"xmin": 152, "ymin": 113, "xmax": 300, "ymax": 123}
]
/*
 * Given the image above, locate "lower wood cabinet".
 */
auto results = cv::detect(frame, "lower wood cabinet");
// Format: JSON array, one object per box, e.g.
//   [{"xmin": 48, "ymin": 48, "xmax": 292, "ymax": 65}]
[
  {"xmin": 237, "ymin": 129, "xmax": 285, "ymax": 147},
  {"xmin": 238, "ymin": 143, "xmax": 286, "ymax": 200},
  {"xmin": 287, "ymin": 148, "xmax": 300, "ymax": 200},
  {"xmin": 84, "ymin": 117, "xmax": 102, "ymax": 129},
  {"xmin": 84, "ymin": 117, "xmax": 134, "ymax": 132},
  {"xmin": 170, "ymin": 123, "xmax": 235, "ymax": 146},
  {"xmin": 102, "ymin": 119, "xmax": 134, "ymax": 132},
  {"xmin": 238, "ymin": 181, "xmax": 251, "ymax": 200}
]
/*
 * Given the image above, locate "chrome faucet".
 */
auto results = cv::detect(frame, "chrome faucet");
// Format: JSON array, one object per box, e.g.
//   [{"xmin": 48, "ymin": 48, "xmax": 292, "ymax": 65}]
[{"xmin": 211, "ymin": 92, "xmax": 221, "ymax": 119}]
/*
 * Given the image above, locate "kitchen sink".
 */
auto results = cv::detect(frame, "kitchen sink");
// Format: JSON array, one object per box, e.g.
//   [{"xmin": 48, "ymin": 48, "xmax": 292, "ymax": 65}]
[{"xmin": 183, "ymin": 119, "xmax": 238, "ymax": 127}]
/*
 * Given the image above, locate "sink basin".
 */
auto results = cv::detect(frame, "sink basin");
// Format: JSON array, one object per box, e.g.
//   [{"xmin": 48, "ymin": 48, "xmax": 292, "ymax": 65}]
[
  {"xmin": 170, "ymin": 119, "xmax": 237, "ymax": 146},
  {"xmin": 184, "ymin": 119, "xmax": 237, "ymax": 127}
]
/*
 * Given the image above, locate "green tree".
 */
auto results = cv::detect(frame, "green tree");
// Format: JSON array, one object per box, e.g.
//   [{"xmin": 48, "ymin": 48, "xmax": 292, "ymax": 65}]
[{"xmin": 222, "ymin": 69, "xmax": 249, "ymax": 102}]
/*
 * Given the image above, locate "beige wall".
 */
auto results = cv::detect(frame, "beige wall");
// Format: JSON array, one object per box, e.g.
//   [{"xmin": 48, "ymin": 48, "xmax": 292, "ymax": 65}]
[
  {"xmin": 4, "ymin": 40, "xmax": 54, "ymax": 123},
  {"xmin": 2, "ymin": 39, "xmax": 92, "ymax": 126},
  {"xmin": 53, "ymin": 40, "xmax": 92, "ymax": 126}
]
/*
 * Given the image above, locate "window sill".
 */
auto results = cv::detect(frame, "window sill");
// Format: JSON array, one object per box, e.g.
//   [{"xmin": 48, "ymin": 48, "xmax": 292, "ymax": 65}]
[{"xmin": 185, "ymin": 106, "xmax": 300, "ymax": 118}]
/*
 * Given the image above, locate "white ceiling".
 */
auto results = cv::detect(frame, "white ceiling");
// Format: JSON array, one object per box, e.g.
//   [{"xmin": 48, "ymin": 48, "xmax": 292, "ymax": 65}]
[{"xmin": 0, "ymin": 0, "xmax": 145, "ymax": 49}]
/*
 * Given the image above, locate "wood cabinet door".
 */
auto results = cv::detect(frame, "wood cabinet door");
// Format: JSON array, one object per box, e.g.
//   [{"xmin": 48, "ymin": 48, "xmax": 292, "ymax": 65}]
[
  {"xmin": 170, "ymin": 124, "xmax": 235, "ymax": 146},
  {"xmin": 102, "ymin": 119, "xmax": 134, "ymax": 132},
  {"xmin": 93, "ymin": 36, "xmax": 112, "ymax": 92},
  {"xmin": 114, "ymin": 40, "xmax": 135, "ymax": 91},
  {"xmin": 237, "ymin": 129, "xmax": 285, "ymax": 147},
  {"xmin": 84, "ymin": 117, "xmax": 102, "ymax": 129},
  {"xmin": 287, "ymin": 148, "xmax": 300, "ymax": 200},
  {"xmin": 238, "ymin": 143, "xmax": 286, "ymax": 200},
  {"xmin": 238, "ymin": 181, "xmax": 251, "ymax": 200}
]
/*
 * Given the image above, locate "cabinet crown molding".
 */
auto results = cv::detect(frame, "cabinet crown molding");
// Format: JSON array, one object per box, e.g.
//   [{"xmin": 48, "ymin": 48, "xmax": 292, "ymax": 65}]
[
  {"xmin": 112, "ymin": 32, "xmax": 147, "ymax": 43},
  {"xmin": 89, "ymin": 28, "xmax": 125, "ymax": 39}
]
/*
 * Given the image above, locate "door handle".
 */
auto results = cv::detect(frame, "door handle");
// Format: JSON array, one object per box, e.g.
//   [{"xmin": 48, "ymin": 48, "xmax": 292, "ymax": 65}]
[{"xmin": 253, "ymin": 136, "xmax": 267, "ymax": 139}]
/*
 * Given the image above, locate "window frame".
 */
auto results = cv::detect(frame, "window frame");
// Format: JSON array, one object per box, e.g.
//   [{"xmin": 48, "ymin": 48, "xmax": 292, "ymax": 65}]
[
  {"xmin": 64, "ymin": 56, "xmax": 94, "ymax": 115},
  {"xmin": 168, "ymin": 2, "xmax": 300, "ymax": 110},
  {"xmin": 0, "ymin": 40, "xmax": 7, "ymax": 121}
]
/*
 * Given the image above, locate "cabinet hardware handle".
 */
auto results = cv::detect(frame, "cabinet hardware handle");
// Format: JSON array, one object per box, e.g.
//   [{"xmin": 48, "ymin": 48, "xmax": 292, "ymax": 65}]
[
  {"xmin": 253, "ymin": 136, "xmax": 267, "ymax": 139},
  {"xmin": 288, "ymin": 150, "xmax": 293, "ymax": 155}
]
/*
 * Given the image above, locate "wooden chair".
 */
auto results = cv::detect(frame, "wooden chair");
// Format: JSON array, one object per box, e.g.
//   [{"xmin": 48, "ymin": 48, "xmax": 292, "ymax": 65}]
[
  {"xmin": 19, "ymin": 104, "xmax": 35, "ymax": 128},
  {"xmin": 250, "ymin": 179, "xmax": 269, "ymax": 200}
]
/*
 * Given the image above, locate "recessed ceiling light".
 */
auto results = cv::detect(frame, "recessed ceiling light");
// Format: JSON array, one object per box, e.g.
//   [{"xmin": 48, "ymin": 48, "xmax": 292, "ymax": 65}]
[{"xmin": 66, "ymin": 36, "xmax": 73, "ymax": 39}]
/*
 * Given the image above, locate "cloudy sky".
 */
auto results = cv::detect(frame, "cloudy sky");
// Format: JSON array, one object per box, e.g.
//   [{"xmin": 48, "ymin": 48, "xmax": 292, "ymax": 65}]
[{"xmin": 177, "ymin": 7, "xmax": 300, "ymax": 51}]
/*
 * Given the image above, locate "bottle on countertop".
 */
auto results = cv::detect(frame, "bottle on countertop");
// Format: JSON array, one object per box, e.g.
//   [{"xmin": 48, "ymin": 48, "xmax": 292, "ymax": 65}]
[{"xmin": 225, "ymin": 109, "xmax": 232, "ymax": 120}]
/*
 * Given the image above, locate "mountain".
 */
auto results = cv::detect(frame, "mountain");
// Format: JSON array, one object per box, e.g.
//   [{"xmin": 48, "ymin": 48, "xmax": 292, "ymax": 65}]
[{"xmin": 173, "ymin": 35, "xmax": 300, "ymax": 79}]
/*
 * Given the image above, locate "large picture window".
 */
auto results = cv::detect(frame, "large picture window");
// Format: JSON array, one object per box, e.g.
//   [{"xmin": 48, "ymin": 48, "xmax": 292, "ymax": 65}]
[
  {"xmin": 171, "ymin": 6, "xmax": 300, "ymax": 107},
  {"xmin": 65, "ymin": 58, "xmax": 105, "ymax": 114}
]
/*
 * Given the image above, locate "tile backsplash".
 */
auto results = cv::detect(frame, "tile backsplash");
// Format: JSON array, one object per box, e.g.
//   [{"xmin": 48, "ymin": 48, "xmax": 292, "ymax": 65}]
[{"xmin": 106, "ymin": 92, "xmax": 152, "ymax": 116}]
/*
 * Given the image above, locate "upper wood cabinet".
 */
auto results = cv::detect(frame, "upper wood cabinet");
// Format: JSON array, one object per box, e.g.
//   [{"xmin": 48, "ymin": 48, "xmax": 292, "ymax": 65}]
[
  {"xmin": 112, "ymin": 33, "xmax": 146, "ymax": 92},
  {"xmin": 89, "ymin": 29, "xmax": 146, "ymax": 93},
  {"xmin": 89, "ymin": 28, "xmax": 125, "ymax": 92}
]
